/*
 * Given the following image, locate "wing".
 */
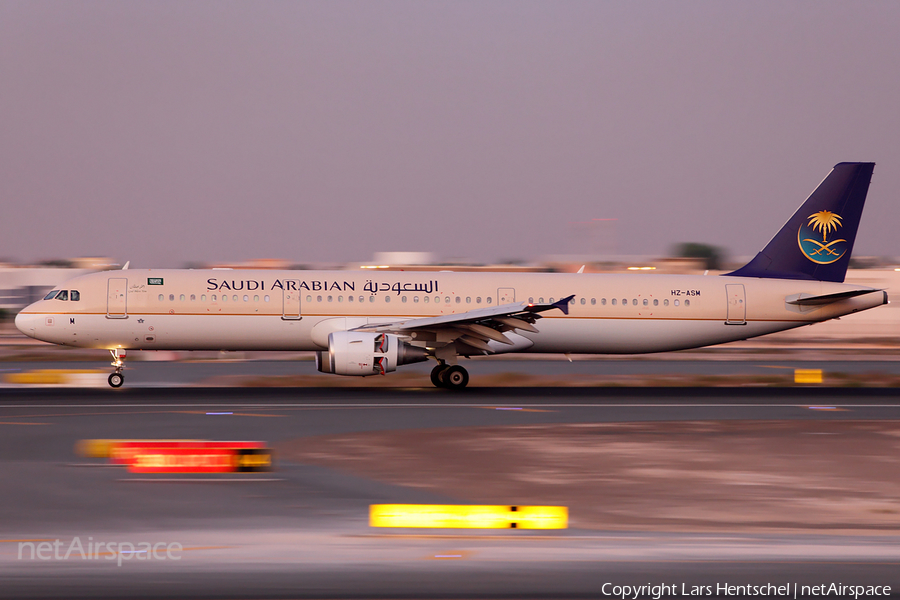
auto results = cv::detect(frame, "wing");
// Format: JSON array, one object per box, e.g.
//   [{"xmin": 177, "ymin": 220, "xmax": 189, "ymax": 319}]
[{"xmin": 352, "ymin": 295, "xmax": 574, "ymax": 355}]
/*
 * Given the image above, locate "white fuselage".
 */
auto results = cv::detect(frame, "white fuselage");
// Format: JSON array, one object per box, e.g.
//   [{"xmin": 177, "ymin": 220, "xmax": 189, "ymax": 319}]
[{"xmin": 15, "ymin": 269, "xmax": 887, "ymax": 354}]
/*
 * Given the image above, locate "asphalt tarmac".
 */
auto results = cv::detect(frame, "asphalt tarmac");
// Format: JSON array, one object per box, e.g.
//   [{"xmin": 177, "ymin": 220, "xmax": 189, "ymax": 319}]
[
  {"xmin": 2, "ymin": 387, "xmax": 900, "ymax": 599},
  {"xmin": 4, "ymin": 357, "xmax": 900, "ymax": 387}
]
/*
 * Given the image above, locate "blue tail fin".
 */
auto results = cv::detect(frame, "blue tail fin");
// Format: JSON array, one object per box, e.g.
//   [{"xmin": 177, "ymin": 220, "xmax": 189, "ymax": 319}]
[{"xmin": 727, "ymin": 162, "xmax": 874, "ymax": 283}]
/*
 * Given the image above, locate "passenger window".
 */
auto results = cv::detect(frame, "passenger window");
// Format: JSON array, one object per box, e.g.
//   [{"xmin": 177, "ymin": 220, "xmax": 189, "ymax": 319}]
[
  {"xmin": 327, "ymin": 295, "xmax": 333, "ymax": 302},
  {"xmin": 190, "ymin": 294, "xmax": 196, "ymax": 301},
  {"xmin": 348, "ymin": 295, "xmax": 354, "ymax": 302},
  {"xmin": 402, "ymin": 296, "xmax": 407, "ymax": 303},
  {"xmin": 159, "ymin": 294, "xmax": 165, "ymax": 302},
  {"xmin": 359, "ymin": 296, "xmax": 364, "ymax": 303},
  {"xmin": 169, "ymin": 294, "xmax": 175, "ymax": 301},
  {"xmin": 201, "ymin": 295, "xmax": 207, "ymax": 302},
  {"xmin": 212, "ymin": 294, "xmax": 217, "ymax": 301},
  {"xmin": 222, "ymin": 295, "xmax": 227, "ymax": 302},
  {"xmin": 466, "ymin": 297, "xmax": 472, "ymax": 304},
  {"xmin": 653, "ymin": 299, "xmax": 658, "ymax": 306},
  {"xmin": 549, "ymin": 298, "xmax": 554, "ymax": 303},
  {"xmin": 57, "ymin": 290, "xmax": 68, "ymax": 301},
  {"xmin": 243, "ymin": 295, "xmax": 249, "ymax": 302},
  {"xmin": 180, "ymin": 294, "xmax": 186, "ymax": 302},
  {"xmin": 685, "ymin": 299, "xmax": 690, "ymax": 307},
  {"xmin": 424, "ymin": 296, "xmax": 430, "ymax": 303},
  {"xmin": 528, "ymin": 297, "xmax": 534, "ymax": 304},
  {"xmin": 591, "ymin": 298, "xmax": 596, "ymax": 305},
  {"xmin": 306, "ymin": 295, "xmax": 312, "ymax": 302},
  {"xmin": 581, "ymin": 298, "xmax": 586, "ymax": 305},
  {"xmin": 70, "ymin": 290, "xmax": 80, "ymax": 301},
  {"xmin": 600, "ymin": 298, "xmax": 606, "ymax": 305},
  {"xmin": 254, "ymin": 295, "xmax": 259, "ymax": 302},
  {"xmin": 385, "ymin": 296, "xmax": 391, "ymax": 303},
  {"xmin": 44, "ymin": 290, "xmax": 59, "ymax": 300},
  {"xmin": 264, "ymin": 295, "xmax": 270, "ymax": 302},
  {"xmin": 232, "ymin": 295, "xmax": 238, "ymax": 302},
  {"xmin": 444, "ymin": 297, "xmax": 450, "ymax": 303},
  {"xmin": 643, "ymin": 299, "xmax": 648, "ymax": 306},
  {"xmin": 622, "ymin": 299, "xmax": 627, "ymax": 306},
  {"xmin": 455, "ymin": 296, "xmax": 461, "ymax": 304},
  {"xmin": 487, "ymin": 297, "xmax": 492, "ymax": 304},
  {"xmin": 632, "ymin": 299, "xmax": 637, "ymax": 306},
  {"xmin": 674, "ymin": 299, "xmax": 680, "ymax": 306},
  {"xmin": 611, "ymin": 299, "xmax": 617, "ymax": 306},
  {"xmin": 316, "ymin": 295, "xmax": 322, "ymax": 302},
  {"xmin": 369, "ymin": 296, "xmax": 375, "ymax": 303},
  {"xmin": 476, "ymin": 297, "xmax": 482, "ymax": 304},
  {"xmin": 338, "ymin": 295, "xmax": 343, "ymax": 302},
  {"xmin": 538, "ymin": 297, "xmax": 544, "ymax": 303},
  {"xmin": 414, "ymin": 296, "xmax": 419, "ymax": 303},
  {"xmin": 664, "ymin": 299, "xmax": 669, "ymax": 306}
]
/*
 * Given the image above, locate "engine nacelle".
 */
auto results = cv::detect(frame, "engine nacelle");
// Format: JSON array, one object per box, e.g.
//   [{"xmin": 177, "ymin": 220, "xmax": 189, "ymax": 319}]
[{"xmin": 316, "ymin": 331, "xmax": 428, "ymax": 376}]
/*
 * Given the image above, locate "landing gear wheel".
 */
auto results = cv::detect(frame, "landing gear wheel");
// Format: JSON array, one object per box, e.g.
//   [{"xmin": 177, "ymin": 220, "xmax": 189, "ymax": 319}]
[
  {"xmin": 430, "ymin": 364, "xmax": 449, "ymax": 388},
  {"xmin": 443, "ymin": 365, "xmax": 469, "ymax": 390},
  {"xmin": 108, "ymin": 373, "xmax": 124, "ymax": 388}
]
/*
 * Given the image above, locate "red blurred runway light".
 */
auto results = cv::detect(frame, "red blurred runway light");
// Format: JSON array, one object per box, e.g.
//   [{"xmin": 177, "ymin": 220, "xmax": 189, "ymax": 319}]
[
  {"xmin": 106, "ymin": 440, "xmax": 267, "ymax": 465},
  {"xmin": 127, "ymin": 447, "xmax": 272, "ymax": 473}
]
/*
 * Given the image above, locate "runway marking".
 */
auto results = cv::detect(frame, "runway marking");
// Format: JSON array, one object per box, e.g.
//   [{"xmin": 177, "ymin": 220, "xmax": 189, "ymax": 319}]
[
  {"xmin": 177, "ymin": 411, "xmax": 286, "ymax": 417},
  {"xmin": 429, "ymin": 552, "xmax": 469, "ymax": 559},
  {"xmin": 480, "ymin": 407, "xmax": 554, "ymax": 413},
  {"xmin": 0, "ymin": 421, "xmax": 50, "ymax": 425},
  {"xmin": 119, "ymin": 478, "xmax": 284, "ymax": 482}
]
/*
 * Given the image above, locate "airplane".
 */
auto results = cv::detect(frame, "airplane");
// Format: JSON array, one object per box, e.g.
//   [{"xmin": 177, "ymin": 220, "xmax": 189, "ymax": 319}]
[{"xmin": 15, "ymin": 162, "xmax": 887, "ymax": 390}]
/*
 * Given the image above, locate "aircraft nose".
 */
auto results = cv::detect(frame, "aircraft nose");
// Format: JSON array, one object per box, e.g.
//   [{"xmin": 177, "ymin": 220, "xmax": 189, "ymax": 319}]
[{"xmin": 15, "ymin": 310, "xmax": 38, "ymax": 339}]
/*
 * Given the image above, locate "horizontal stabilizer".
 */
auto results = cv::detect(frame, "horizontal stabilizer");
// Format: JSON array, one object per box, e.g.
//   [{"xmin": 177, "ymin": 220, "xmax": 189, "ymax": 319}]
[{"xmin": 786, "ymin": 289, "xmax": 881, "ymax": 306}]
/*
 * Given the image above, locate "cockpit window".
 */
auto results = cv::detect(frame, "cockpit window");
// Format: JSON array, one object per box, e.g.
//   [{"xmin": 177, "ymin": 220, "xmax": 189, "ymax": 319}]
[
  {"xmin": 70, "ymin": 290, "xmax": 80, "ymax": 301},
  {"xmin": 44, "ymin": 290, "xmax": 60, "ymax": 300},
  {"xmin": 56, "ymin": 290, "xmax": 69, "ymax": 301}
]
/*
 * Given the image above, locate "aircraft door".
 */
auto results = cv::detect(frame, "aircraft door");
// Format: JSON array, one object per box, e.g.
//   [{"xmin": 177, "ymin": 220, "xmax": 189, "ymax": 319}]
[
  {"xmin": 498, "ymin": 288, "xmax": 516, "ymax": 304},
  {"xmin": 107, "ymin": 278, "xmax": 127, "ymax": 318},
  {"xmin": 282, "ymin": 281, "xmax": 301, "ymax": 320},
  {"xmin": 725, "ymin": 284, "xmax": 746, "ymax": 325}
]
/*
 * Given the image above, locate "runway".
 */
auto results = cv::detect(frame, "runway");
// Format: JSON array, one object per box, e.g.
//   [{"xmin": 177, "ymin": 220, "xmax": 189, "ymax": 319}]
[
  {"xmin": 4, "ymin": 357, "xmax": 900, "ymax": 386},
  {"xmin": 2, "ymin": 387, "xmax": 900, "ymax": 598}
]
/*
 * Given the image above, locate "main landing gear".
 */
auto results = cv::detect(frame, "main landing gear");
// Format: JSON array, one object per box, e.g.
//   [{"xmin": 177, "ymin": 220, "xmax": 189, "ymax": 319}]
[
  {"xmin": 430, "ymin": 363, "xmax": 469, "ymax": 390},
  {"xmin": 108, "ymin": 349, "xmax": 125, "ymax": 388}
]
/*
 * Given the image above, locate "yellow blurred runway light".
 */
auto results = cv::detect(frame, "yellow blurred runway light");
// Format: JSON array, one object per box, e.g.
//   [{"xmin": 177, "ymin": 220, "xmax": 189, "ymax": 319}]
[
  {"xmin": 4, "ymin": 369, "xmax": 104, "ymax": 385},
  {"xmin": 795, "ymin": 369, "xmax": 823, "ymax": 384},
  {"xmin": 369, "ymin": 504, "xmax": 568, "ymax": 529}
]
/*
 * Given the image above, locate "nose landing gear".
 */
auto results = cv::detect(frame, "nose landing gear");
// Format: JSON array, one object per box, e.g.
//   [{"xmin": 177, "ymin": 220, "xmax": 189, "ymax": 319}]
[{"xmin": 108, "ymin": 349, "xmax": 125, "ymax": 388}]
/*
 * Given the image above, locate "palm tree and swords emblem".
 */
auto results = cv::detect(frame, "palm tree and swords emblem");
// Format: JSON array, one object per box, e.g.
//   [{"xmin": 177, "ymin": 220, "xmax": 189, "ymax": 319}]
[{"xmin": 798, "ymin": 210, "xmax": 847, "ymax": 264}]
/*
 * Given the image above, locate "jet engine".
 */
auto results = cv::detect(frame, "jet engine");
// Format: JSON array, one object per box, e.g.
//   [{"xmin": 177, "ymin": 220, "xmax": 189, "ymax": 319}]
[{"xmin": 316, "ymin": 331, "xmax": 428, "ymax": 376}]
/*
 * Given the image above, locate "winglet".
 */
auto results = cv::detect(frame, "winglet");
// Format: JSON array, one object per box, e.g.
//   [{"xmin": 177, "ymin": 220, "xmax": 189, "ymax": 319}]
[{"xmin": 553, "ymin": 295, "xmax": 575, "ymax": 315}]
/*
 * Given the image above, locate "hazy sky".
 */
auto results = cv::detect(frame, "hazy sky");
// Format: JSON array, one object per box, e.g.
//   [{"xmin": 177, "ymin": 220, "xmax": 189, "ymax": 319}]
[{"xmin": 1, "ymin": 1, "xmax": 898, "ymax": 267}]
